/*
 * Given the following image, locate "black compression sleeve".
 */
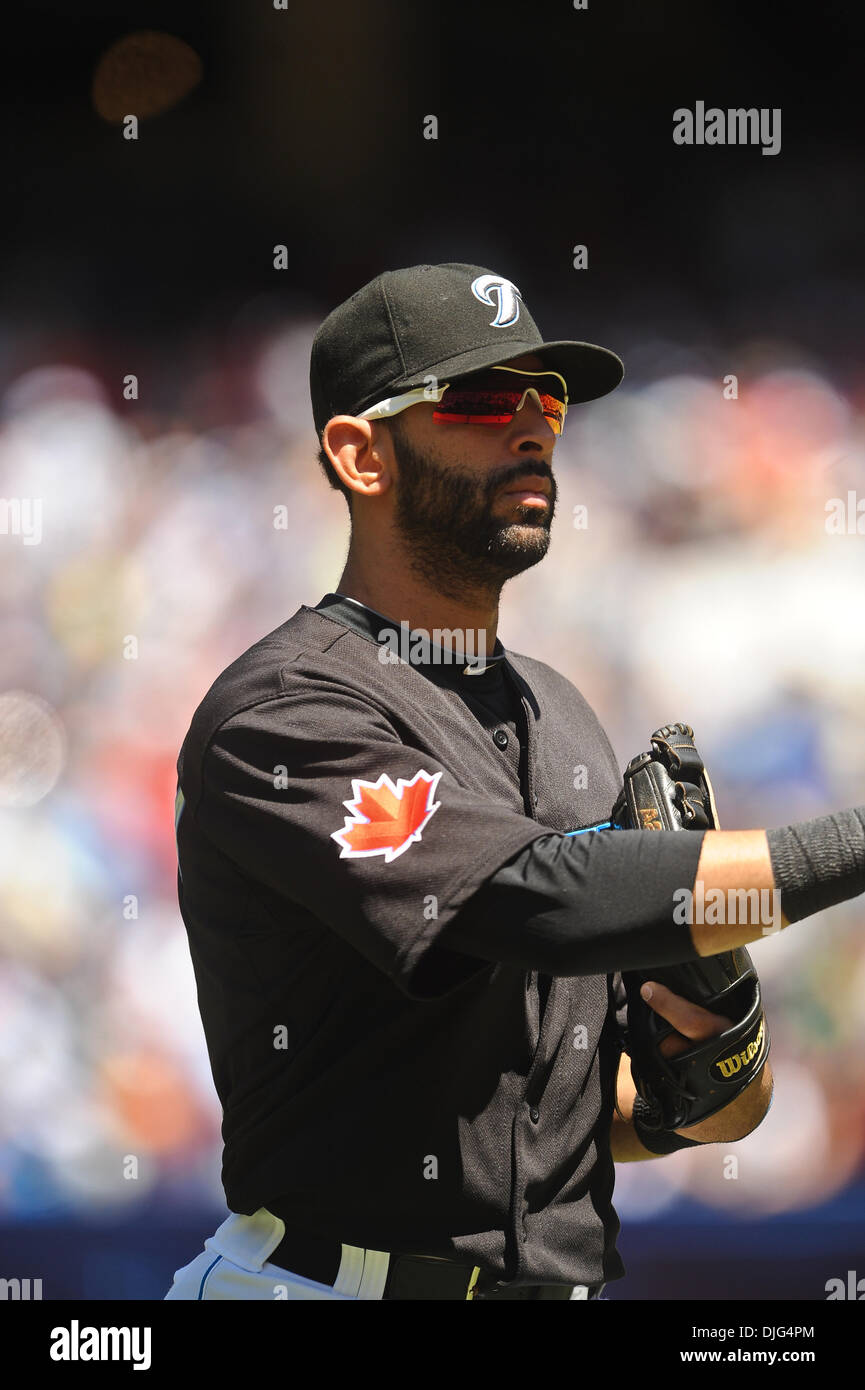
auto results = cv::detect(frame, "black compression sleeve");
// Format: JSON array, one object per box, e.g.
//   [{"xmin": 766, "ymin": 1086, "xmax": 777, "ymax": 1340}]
[
  {"xmin": 439, "ymin": 828, "xmax": 706, "ymax": 977},
  {"xmin": 766, "ymin": 807, "xmax": 865, "ymax": 922}
]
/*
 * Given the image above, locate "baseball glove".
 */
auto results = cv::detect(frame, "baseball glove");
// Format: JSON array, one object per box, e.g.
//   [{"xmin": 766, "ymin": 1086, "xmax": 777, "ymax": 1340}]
[{"xmin": 611, "ymin": 723, "xmax": 770, "ymax": 1136}]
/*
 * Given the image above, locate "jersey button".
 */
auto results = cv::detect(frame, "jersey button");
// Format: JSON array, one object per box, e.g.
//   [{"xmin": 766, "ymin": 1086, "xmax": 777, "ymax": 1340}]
[
  {"xmin": 529, "ymin": 1106, "xmax": 540, "ymax": 1123},
  {"xmin": 493, "ymin": 728, "xmax": 509, "ymax": 749}
]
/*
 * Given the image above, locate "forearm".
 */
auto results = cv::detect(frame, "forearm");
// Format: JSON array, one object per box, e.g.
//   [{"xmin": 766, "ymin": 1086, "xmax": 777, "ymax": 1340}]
[
  {"xmin": 674, "ymin": 1056, "xmax": 773, "ymax": 1142},
  {"xmin": 439, "ymin": 827, "xmax": 749, "ymax": 978},
  {"xmin": 689, "ymin": 830, "xmax": 785, "ymax": 954},
  {"xmin": 611, "ymin": 1055, "xmax": 663, "ymax": 1161},
  {"xmin": 442, "ymin": 807, "xmax": 865, "ymax": 976},
  {"xmin": 610, "ymin": 1049, "xmax": 774, "ymax": 1160},
  {"xmin": 688, "ymin": 807, "xmax": 865, "ymax": 951},
  {"xmin": 441, "ymin": 828, "xmax": 707, "ymax": 976}
]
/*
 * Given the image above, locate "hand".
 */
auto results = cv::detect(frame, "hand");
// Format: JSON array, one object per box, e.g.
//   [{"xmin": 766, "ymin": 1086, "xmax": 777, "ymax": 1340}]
[
  {"xmin": 638, "ymin": 980, "xmax": 732, "ymax": 1060},
  {"xmin": 611, "ymin": 979, "xmax": 770, "ymax": 1157}
]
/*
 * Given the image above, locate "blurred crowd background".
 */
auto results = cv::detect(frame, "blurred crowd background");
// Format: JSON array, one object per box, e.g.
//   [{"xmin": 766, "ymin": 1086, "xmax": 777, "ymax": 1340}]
[{"xmin": 1, "ymin": 0, "xmax": 864, "ymax": 1299}]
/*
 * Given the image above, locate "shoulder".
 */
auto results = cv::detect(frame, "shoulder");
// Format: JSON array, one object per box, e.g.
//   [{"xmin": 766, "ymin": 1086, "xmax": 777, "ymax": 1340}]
[
  {"xmin": 177, "ymin": 606, "xmax": 395, "ymax": 799},
  {"xmin": 186, "ymin": 604, "xmax": 384, "ymax": 729}
]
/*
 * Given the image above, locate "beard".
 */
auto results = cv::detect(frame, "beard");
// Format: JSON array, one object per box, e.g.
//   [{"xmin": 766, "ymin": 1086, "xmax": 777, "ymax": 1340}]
[{"xmin": 389, "ymin": 420, "xmax": 557, "ymax": 602}]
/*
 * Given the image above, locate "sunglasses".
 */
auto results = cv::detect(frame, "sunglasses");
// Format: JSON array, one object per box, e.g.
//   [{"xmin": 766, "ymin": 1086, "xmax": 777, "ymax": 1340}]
[{"xmin": 357, "ymin": 365, "xmax": 569, "ymax": 436}]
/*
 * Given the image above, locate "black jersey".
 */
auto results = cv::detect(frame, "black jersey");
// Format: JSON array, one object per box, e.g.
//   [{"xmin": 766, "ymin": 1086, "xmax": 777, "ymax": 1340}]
[{"xmin": 174, "ymin": 592, "xmax": 703, "ymax": 1290}]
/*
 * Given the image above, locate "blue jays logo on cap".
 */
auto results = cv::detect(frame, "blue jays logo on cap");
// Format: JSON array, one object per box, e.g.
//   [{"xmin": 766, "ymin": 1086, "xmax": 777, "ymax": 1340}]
[{"xmin": 470, "ymin": 274, "xmax": 523, "ymax": 328}]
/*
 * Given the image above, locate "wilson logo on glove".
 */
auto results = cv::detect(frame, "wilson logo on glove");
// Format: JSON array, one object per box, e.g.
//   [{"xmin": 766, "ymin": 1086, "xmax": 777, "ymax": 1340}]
[
  {"xmin": 710, "ymin": 1017, "xmax": 767, "ymax": 1083},
  {"xmin": 331, "ymin": 769, "xmax": 443, "ymax": 863}
]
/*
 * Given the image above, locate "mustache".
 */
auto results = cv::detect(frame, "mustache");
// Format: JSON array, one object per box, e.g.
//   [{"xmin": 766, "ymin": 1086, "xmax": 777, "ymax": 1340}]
[{"xmin": 486, "ymin": 462, "xmax": 555, "ymax": 498}]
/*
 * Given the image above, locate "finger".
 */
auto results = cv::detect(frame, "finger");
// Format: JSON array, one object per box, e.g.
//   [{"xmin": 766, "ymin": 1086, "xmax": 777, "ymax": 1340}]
[
  {"xmin": 658, "ymin": 1029, "xmax": 693, "ymax": 1061},
  {"xmin": 639, "ymin": 981, "xmax": 732, "ymax": 1044}
]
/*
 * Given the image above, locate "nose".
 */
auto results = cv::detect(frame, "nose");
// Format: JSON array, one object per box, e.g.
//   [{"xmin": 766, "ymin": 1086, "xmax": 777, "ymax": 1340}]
[{"xmin": 507, "ymin": 393, "xmax": 557, "ymax": 453}]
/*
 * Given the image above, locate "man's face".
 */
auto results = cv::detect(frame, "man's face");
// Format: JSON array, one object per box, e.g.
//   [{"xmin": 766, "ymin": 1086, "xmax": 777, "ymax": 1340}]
[{"xmin": 384, "ymin": 352, "xmax": 560, "ymax": 596}]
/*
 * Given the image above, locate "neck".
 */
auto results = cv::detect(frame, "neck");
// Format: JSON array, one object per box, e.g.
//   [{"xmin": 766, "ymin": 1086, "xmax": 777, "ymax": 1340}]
[{"xmin": 336, "ymin": 548, "xmax": 501, "ymax": 657}]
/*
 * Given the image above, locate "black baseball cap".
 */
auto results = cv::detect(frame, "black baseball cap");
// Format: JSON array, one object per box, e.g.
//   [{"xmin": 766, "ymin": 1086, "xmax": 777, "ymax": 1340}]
[{"xmin": 309, "ymin": 262, "xmax": 624, "ymax": 438}]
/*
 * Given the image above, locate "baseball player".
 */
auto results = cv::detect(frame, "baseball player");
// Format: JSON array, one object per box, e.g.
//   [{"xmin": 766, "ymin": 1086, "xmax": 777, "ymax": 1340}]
[{"xmin": 165, "ymin": 263, "xmax": 865, "ymax": 1300}]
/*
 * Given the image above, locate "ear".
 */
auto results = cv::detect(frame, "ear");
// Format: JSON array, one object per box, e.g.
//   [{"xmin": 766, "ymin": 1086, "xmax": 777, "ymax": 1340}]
[{"xmin": 323, "ymin": 416, "xmax": 393, "ymax": 500}]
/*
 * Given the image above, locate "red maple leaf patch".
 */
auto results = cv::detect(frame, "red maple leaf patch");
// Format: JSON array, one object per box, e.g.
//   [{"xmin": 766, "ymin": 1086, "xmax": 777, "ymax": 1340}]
[{"xmin": 330, "ymin": 769, "xmax": 443, "ymax": 863}]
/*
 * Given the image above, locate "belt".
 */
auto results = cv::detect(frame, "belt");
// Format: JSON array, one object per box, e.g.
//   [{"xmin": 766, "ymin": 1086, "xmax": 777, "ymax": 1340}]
[{"xmin": 267, "ymin": 1227, "xmax": 597, "ymax": 1300}]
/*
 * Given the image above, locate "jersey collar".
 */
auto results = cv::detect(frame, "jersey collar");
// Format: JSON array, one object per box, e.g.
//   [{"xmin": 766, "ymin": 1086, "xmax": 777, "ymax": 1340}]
[{"xmin": 312, "ymin": 592, "xmax": 509, "ymax": 688}]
